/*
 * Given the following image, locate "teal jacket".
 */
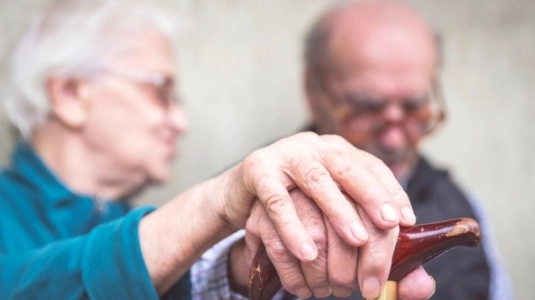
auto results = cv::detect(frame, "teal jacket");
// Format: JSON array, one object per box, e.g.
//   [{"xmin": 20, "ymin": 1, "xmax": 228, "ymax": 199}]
[{"xmin": 0, "ymin": 143, "xmax": 191, "ymax": 299}]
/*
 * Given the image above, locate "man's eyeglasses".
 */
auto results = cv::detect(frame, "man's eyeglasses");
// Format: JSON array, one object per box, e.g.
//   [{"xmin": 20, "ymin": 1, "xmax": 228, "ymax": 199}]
[
  {"xmin": 332, "ymin": 84, "xmax": 446, "ymax": 135},
  {"xmin": 344, "ymin": 91, "xmax": 431, "ymax": 116},
  {"xmin": 101, "ymin": 68, "xmax": 179, "ymax": 110}
]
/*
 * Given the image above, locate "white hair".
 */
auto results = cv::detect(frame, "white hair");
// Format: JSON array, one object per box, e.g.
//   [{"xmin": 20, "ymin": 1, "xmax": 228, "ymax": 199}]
[{"xmin": 4, "ymin": 0, "xmax": 186, "ymax": 138}]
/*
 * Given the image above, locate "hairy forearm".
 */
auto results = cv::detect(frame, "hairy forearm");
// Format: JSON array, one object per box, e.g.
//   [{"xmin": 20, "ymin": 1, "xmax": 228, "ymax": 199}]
[{"xmin": 138, "ymin": 169, "xmax": 244, "ymax": 295}]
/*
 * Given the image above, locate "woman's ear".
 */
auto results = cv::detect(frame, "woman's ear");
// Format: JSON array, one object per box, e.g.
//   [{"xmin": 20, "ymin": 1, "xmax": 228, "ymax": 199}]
[{"xmin": 46, "ymin": 76, "xmax": 91, "ymax": 129}]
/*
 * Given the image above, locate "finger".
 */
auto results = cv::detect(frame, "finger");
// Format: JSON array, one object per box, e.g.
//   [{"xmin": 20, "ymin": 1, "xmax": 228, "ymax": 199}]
[
  {"xmin": 289, "ymin": 160, "xmax": 369, "ymax": 247},
  {"xmin": 363, "ymin": 155, "xmax": 416, "ymax": 226},
  {"xmin": 322, "ymin": 135, "xmax": 400, "ymax": 227},
  {"xmin": 243, "ymin": 149, "xmax": 318, "ymax": 261},
  {"xmin": 355, "ymin": 205, "xmax": 398, "ymax": 299},
  {"xmin": 245, "ymin": 201, "xmax": 312, "ymax": 299},
  {"xmin": 248, "ymin": 133, "xmax": 383, "ymax": 252},
  {"xmin": 290, "ymin": 189, "xmax": 331, "ymax": 298},
  {"xmin": 397, "ymin": 266, "xmax": 435, "ymax": 300},
  {"xmin": 321, "ymin": 135, "xmax": 403, "ymax": 229},
  {"xmin": 270, "ymin": 133, "xmax": 369, "ymax": 247},
  {"xmin": 325, "ymin": 216, "xmax": 358, "ymax": 298}
]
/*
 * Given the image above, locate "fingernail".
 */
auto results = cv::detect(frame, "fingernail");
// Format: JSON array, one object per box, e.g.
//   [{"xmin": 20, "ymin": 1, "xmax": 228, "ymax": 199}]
[
  {"xmin": 427, "ymin": 276, "xmax": 436, "ymax": 299},
  {"xmin": 401, "ymin": 205, "xmax": 416, "ymax": 224},
  {"xmin": 351, "ymin": 221, "xmax": 369, "ymax": 242},
  {"xmin": 380, "ymin": 203, "xmax": 398, "ymax": 222},
  {"xmin": 300, "ymin": 243, "xmax": 317, "ymax": 261},
  {"xmin": 361, "ymin": 278, "xmax": 381, "ymax": 299}
]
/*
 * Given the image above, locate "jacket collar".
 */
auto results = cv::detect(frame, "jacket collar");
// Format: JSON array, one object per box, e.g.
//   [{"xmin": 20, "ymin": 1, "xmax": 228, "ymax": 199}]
[{"xmin": 10, "ymin": 142, "xmax": 76, "ymax": 206}]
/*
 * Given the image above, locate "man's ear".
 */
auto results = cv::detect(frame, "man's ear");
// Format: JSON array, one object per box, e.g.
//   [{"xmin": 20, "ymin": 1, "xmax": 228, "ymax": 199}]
[
  {"xmin": 303, "ymin": 67, "xmax": 324, "ymax": 117},
  {"xmin": 46, "ymin": 76, "xmax": 91, "ymax": 129},
  {"xmin": 304, "ymin": 68, "xmax": 335, "ymax": 117},
  {"xmin": 303, "ymin": 67, "xmax": 350, "ymax": 129}
]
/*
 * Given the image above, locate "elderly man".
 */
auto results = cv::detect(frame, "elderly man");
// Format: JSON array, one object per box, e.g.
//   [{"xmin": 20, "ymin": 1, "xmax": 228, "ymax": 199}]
[
  {"xmin": 301, "ymin": 1, "xmax": 511, "ymax": 299},
  {"xmin": 0, "ymin": 0, "xmax": 435, "ymax": 299}
]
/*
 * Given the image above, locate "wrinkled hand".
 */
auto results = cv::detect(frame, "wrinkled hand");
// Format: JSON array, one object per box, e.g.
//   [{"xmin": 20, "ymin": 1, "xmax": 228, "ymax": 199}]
[
  {"xmin": 244, "ymin": 189, "xmax": 434, "ymax": 299},
  {"xmin": 225, "ymin": 132, "xmax": 415, "ymax": 255},
  {"xmin": 220, "ymin": 132, "xmax": 424, "ymax": 298}
]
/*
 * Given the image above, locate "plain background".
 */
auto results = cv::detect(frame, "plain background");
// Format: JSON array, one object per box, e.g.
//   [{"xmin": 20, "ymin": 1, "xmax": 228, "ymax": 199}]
[{"xmin": 1, "ymin": 0, "xmax": 533, "ymax": 298}]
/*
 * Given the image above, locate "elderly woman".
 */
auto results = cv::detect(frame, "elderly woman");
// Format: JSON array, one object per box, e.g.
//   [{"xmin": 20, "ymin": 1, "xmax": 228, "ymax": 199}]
[{"xmin": 0, "ymin": 1, "xmax": 434, "ymax": 299}]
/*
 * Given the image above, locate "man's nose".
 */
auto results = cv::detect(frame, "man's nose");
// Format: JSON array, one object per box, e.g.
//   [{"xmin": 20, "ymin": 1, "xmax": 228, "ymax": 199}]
[{"xmin": 377, "ymin": 103, "xmax": 407, "ymax": 150}]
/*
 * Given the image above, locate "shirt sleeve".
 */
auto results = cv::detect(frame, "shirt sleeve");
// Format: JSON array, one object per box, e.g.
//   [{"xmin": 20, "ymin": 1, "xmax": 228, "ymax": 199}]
[
  {"xmin": 191, "ymin": 230, "xmax": 248, "ymax": 300},
  {"xmin": 467, "ymin": 195, "xmax": 515, "ymax": 300},
  {"xmin": 191, "ymin": 230, "xmax": 290, "ymax": 300},
  {"xmin": 0, "ymin": 207, "xmax": 164, "ymax": 300}
]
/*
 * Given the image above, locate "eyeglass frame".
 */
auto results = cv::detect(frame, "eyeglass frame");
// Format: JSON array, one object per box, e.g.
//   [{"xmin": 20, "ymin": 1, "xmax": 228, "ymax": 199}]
[
  {"xmin": 312, "ymin": 73, "xmax": 446, "ymax": 135},
  {"xmin": 93, "ymin": 67, "xmax": 181, "ymax": 110}
]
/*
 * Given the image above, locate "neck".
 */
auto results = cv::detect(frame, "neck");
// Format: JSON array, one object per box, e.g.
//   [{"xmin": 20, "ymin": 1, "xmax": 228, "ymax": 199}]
[{"xmin": 31, "ymin": 122, "xmax": 147, "ymax": 200}]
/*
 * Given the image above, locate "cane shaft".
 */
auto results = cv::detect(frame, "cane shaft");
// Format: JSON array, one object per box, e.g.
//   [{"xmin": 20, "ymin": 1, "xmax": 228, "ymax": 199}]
[{"xmin": 366, "ymin": 281, "xmax": 397, "ymax": 300}]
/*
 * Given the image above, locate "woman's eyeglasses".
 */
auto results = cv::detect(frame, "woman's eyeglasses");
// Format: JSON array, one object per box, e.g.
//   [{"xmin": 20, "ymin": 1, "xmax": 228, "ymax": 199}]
[{"xmin": 100, "ymin": 68, "xmax": 179, "ymax": 109}]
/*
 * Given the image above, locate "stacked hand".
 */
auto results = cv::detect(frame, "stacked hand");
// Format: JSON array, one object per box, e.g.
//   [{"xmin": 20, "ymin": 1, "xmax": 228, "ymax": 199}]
[{"xmin": 224, "ymin": 132, "xmax": 434, "ymax": 299}]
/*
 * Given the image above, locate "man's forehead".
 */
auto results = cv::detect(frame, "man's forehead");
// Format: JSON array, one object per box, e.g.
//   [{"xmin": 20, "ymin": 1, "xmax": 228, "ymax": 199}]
[
  {"xmin": 335, "ymin": 68, "xmax": 434, "ymax": 97},
  {"xmin": 326, "ymin": 2, "xmax": 437, "ymax": 77}
]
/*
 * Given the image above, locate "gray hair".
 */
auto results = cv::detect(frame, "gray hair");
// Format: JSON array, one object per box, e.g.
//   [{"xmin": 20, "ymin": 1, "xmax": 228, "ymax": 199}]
[
  {"xmin": 303, "ymin": 1, "xmax": 343, "ymax": 76},
  {"xmin": 4, "ymin": 0, "xmax": 186, "ymax": 138}
]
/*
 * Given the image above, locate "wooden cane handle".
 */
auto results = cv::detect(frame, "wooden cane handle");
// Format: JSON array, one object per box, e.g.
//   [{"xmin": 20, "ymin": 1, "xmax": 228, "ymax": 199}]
[{"xmin": 249, "ymin": 218, "xmax": 480, "ymax": 300}]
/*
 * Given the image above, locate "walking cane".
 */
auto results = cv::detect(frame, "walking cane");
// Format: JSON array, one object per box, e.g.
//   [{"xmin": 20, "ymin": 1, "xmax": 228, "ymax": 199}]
[{"xmin": 249, "ymin": 218, "xmax": 481, "ymax": 300}]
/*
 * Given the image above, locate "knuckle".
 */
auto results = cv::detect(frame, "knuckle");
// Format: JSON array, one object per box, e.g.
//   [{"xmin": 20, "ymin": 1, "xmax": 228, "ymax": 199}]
[
  {"xmin": 305, "ymin": 167, "xmax": 332, "ymax": 188},
  {"xmin": 331, "ymin": 156, "xmax": 358, "ymax": 179},
  {"xmin": 263, "ymin": 194, "xmax": 290, "ymax": 215},
  {"xmin": 243, "ymin": 149, "xmax": 267, "ymax": 172},
  {"xmin": 321, "ymin": 133, "xmax": 345, "ymax": 144},
  {"xmin": 299, "ymin": 131, "xmax": 320, "ymax": 141},
  {"xmin": 242, "ymin": 151, "xmax": 269, "ymax": 186},
  {"xmin": 266, "ymin": 241, "xmax": 293, "ymax": 263},
  {"xmin": 284, "ymin": 131, "xmax": 319, "ymax": 148},
  {"xmin": 361, "ymin": 185, "xmax": 389, "ymax": 204}
]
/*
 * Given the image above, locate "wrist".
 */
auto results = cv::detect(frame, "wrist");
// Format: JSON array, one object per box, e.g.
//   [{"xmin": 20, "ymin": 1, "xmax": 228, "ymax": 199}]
[{"xmin": 212, "ymin": 163, "xmax": 255, "ymax": 231}]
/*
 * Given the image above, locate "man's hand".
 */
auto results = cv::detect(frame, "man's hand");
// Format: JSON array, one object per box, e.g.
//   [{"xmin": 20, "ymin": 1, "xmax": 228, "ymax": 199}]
[
  {"xmin": 223, "ymin": 132, "xmax": 415, "ymax": 256},
  {"xmin": 243, "ymin": 190, "xmax": 434, "ymax": 299},
  {"xmin": 228, "ymin": 189, "xmax": 435, "ymax": 299},
  {"xmin": 220, "ymin": 132, "xmax": 427, "ymax": 298}
]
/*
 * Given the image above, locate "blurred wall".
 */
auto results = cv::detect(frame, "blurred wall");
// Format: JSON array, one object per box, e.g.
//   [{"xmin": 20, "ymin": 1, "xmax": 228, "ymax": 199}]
[{"xmin": 1, "ymin": 0, "xmax": 533, "ymax": 298}]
